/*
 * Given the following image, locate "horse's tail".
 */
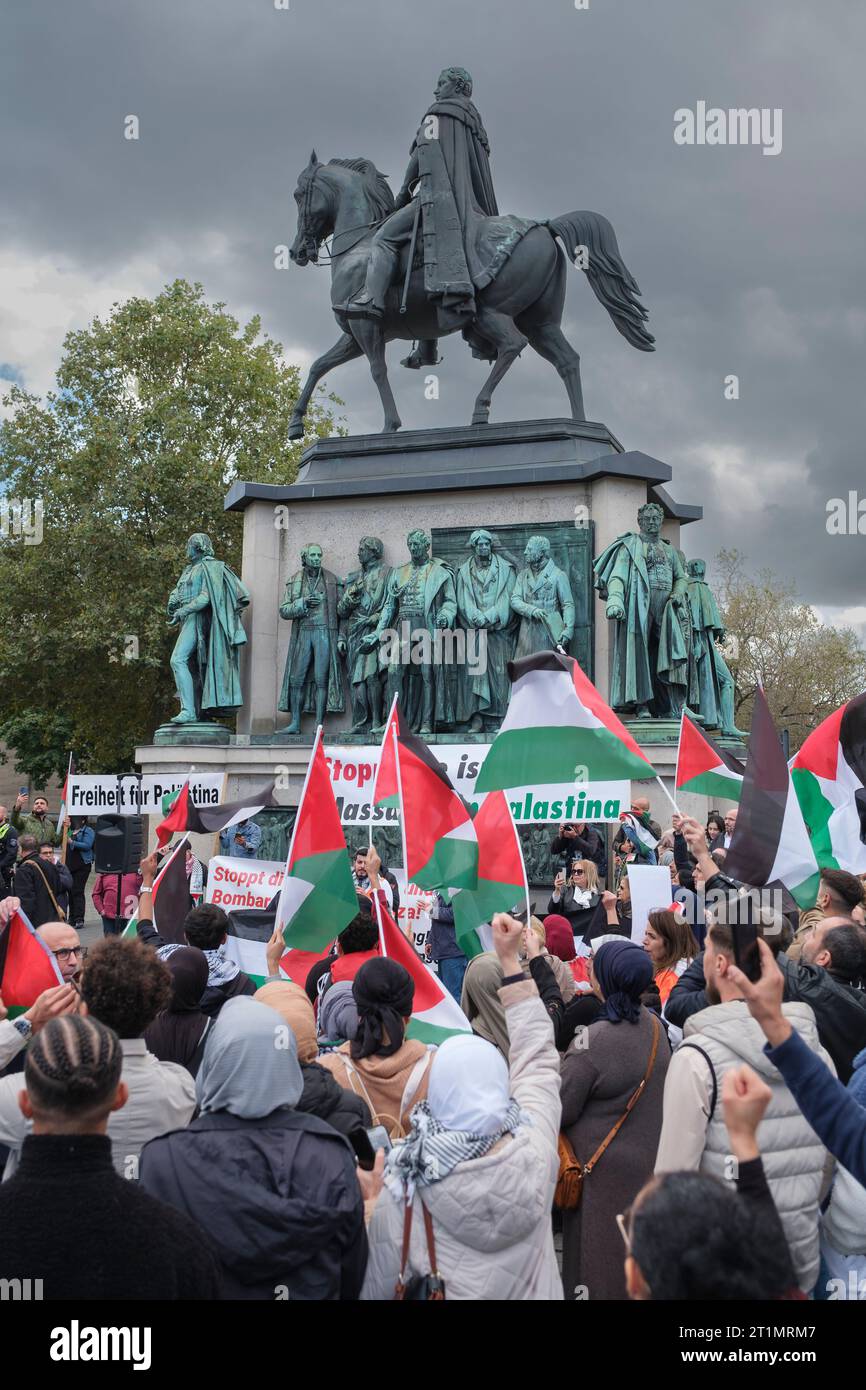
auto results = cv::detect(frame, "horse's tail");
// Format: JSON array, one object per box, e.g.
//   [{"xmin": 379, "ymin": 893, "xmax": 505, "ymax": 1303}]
[{"xmin": 547, "ymin": 210, "xmax": 655, "ymax": 351}]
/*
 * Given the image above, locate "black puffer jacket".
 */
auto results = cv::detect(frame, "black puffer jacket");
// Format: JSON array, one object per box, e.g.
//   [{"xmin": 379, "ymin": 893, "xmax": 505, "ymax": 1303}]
[
  {"xmin": 777, "ymin": 956, "xmax": 866, "ymax": 1084},
  {"xmin": 139, "ymin": 1108, "xmax": 367, "ymax": 1300},
  {"xmin": 296, "ymin": 1060, "xmax": 371, "ymax": 1143}
]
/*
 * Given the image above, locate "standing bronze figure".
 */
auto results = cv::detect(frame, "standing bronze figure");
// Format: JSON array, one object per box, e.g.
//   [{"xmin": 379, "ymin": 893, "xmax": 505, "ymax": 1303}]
[{"xmin": 277, "ymin": 543, "xmax": 344, "ymax": 733}]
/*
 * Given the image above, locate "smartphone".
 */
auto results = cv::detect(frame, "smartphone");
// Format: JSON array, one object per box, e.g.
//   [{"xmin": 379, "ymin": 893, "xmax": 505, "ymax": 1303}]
[
  {"xmin": 356, "ymin": 1124, "xmax": 392, "ymax": 1171},
  {"xmin": 18, "ymin": 787, "xmax": 27, "ymax": 797},
  {"xmin": 730, "ymin": 901, "xmax": 761, "ymax": 984}
]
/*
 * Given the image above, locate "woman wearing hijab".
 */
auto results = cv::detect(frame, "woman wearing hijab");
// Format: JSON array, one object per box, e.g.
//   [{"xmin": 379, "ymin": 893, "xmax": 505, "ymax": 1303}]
[
  {"xmin": 559, "ymin": 938, "xmax": 670, "ymax": 1301},
  {"xmin": 144, "ymin": 947, "xmax": 211, "ymax": 1077},
  {"xmin": 318, "ymin": 958, "xmax": 433, "ymax": 1138},
  {"xmin": 139, "ymin": 996, "xmax": 367, "ymax": 1300},
  {"xmin": 360, "ymin": 913, "xmax": 562, "ymax": 1301},
  {"xmin": 462, "ymin": 934, "xmax": 568, "ymax": 1058},
  {"xmin": 535, "ymin": 916, "xmax": 576, "ymax": 1003},
  {"xmin": 255, "ymin": 980, "xmax": 373, "ymax": 1152}
]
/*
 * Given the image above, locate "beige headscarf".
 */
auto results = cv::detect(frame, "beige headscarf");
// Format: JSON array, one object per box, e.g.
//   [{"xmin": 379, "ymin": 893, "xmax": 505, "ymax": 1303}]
[
  {"xmin": 254, "ymin": 981, "xmax": 318, "ymax": 1062},
  {"xmin": 460, "ymin": 953, "xmax": 511, "ymax": 1058}
]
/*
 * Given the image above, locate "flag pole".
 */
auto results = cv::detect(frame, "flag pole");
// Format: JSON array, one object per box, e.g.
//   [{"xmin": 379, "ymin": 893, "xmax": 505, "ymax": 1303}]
[
  {"xmin": 276, "ymin": 726, "xmax": 323, "ymax": 942},
  {"xmin": 370, "ymin": 692, "xmax": 399, "ymax": 851},
  {"xmin": 654, "ymin": 773, "xmax": 682, "ymax": 819},
  {"xmin": 390, "ymin": 700, "xmax": 410, "ymax": 893},
  {"xmin": 60, "ymin": 750, "xmax": 73, "ymax": 865}
]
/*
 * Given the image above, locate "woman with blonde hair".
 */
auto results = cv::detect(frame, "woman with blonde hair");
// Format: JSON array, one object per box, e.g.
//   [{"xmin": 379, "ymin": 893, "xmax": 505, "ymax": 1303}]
[{"xmin": 547, "ymin": 858, "xmax": 600, "ymax": 941}]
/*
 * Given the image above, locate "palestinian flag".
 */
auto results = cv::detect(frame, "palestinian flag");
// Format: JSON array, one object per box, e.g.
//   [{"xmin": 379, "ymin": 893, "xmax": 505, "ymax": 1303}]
[
  {"xmin": 276, "ymin": 729, "xmax": 358, "ymax": 953},
  {"xmin": 724, "ymin": 687, "xmax": 821, "ymax": 909},
  {"xmin": 618, "ymin": 810, "xmax": 659, "ymax": 863},
  {"xmin": 0, "ymin": 908, "xmax": 64, "ymax": 1016},
  {"xmin": 373, "ymin": 701, "xmax": 478, "ymax": 892},
  {"xmin": 374, "ymin": 894, "xmax": 471, "ymax": 1044},
  {"xmin": 475, "ymin": 650, "xmax": 655, "ymax": 792},
  {"xmin": 452, "ymin": 792, "xmax": 526, "ymax": 958},
  {"xmin": 155, "ymin": 780, "xmax": 279, "ymax": 848},
  {"xmin": 675, "ymin": 711, "xmax": 744, "ymax": 802},
  {"xmin": 123, "ymin": 838, "xmax": 191, "ymax": 944},
  {"xmin": 790, "ymin": 693, "xmax": 866, "ymax": 874}
]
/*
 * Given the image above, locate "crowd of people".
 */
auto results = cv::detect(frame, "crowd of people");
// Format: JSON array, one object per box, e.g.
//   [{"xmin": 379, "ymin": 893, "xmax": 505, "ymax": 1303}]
[{"xmin": 1, "ymin": 789, "xmax": 865, "ymax": 1303}]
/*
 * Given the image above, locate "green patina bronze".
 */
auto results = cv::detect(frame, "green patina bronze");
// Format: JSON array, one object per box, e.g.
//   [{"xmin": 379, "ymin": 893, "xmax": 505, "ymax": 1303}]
[{"xmin": 167, "ymin": 533, "xmax": 249, "ymax": 726}]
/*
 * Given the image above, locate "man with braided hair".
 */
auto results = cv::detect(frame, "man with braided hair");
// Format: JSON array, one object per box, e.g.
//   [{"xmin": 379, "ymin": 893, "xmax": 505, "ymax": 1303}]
[
  {"xmin": 0, "ymin": 936, "xmax": 196, "ymax": 1179},
  {"xmin": 0, "ymin": 1015, "xmax": 220, "ymax": 1299}
]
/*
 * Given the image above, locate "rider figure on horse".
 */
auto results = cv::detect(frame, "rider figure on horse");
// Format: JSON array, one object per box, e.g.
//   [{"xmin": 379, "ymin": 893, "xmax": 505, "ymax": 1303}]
[{"xmin": 345, "ymin": 66, "xmax": 499, "ymax": 368}]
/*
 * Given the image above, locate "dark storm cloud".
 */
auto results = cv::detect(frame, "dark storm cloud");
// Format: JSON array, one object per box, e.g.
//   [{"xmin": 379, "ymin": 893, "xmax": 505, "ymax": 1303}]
[{"xmin": 2, "ymin": 0, "xmax": 865, "ymax": 610}]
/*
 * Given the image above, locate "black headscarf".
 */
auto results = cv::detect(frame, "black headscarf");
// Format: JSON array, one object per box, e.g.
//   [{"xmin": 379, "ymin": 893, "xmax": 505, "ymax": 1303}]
[
  {"xmin": 351, "ymin": 957, "xmax": 414, "ymax": 1061},
  {"xmin": 593, "ymin": 938, "xmax": 653, "ymax": 1024},
  {"xmin": 144, "ymin": 946, "xmax": 210, "ymax": 1074}
]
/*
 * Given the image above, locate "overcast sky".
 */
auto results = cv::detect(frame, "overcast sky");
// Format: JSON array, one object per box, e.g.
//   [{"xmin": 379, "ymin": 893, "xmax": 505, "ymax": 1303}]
[{"xmin": 2, "ymin": 0, "xmax": 865, "ymax": 631}]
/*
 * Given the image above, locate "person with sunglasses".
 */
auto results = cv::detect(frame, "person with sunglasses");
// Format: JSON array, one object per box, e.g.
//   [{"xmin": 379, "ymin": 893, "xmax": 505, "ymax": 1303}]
[{"xmin": 547, "ymin": 859, "xmax": 600, "ymax": 941}]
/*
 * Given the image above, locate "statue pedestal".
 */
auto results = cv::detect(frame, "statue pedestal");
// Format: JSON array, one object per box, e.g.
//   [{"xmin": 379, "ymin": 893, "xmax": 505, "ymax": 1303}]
[{"xmin": 153, "ymin": 721, "xmax": 231, "ymax": 747}]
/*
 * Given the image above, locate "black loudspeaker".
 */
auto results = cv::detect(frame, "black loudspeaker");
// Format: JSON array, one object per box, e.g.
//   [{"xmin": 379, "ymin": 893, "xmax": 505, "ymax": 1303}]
[{"xmin": 94, "ymin": 815, "xmax": 145, "ymax": 874}]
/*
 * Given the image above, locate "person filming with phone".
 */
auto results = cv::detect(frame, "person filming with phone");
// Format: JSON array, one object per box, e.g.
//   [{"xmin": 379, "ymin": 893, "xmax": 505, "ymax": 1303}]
[{"xmin": 654, "ymin": 893, "xmax": 836, "ymax": 1295}]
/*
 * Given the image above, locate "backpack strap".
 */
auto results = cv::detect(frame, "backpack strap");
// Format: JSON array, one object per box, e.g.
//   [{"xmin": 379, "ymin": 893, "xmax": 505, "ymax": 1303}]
[
  {"xmin": 340, "ymin": 1053, "xmax": 402, "ymax": 1136},
  {"xmin": 677, "ymin": 1042, "xmax": 718, "ymax": 1120},
  {"xmin": 399, "ymin": 1048, "xmax": 433, "ymax": 1123}
]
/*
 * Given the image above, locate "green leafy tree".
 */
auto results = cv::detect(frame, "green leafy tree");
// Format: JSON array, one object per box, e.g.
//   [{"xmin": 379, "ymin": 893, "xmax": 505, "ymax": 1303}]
[
  {"xmin": 714, "ymin": 549, "xmax": 866, "ymax": 752},
  {"xmin": 0, "ymin": 280, "xmax": 340, "ymax": 773}
]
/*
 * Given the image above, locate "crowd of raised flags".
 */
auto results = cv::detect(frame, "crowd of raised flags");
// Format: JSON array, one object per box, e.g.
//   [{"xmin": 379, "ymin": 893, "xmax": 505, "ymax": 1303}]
[{"xmin": 7, "ymin": 649, "xmax": 865, "ymax": 1038}]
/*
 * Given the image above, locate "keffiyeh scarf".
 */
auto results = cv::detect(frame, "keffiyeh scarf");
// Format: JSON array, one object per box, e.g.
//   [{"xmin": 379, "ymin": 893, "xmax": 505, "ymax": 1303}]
[{"xmin": 384, "ymin": 1097, "xmax": 528, "ymax": 1201}]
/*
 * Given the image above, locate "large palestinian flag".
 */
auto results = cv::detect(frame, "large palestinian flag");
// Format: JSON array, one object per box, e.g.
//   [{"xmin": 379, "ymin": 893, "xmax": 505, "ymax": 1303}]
[
  {"xmin": 156, "ymin": 779, "xmax": 279, "ymax": 848},
  {"xmin": 276, "ymin": 729, "xmax": 358, "ymax": 953},
  {"xmin": 724, "ymin": 687, "xmax": 821, "ymax": 909},
  {"xmin": 374, "ymin": 894, "xmax": 471, "ymax": 1044},
  {"xmin": 790, "ymin": 693, "xmax": 866, "ymax": 874},
  {"xmin": 675, "ymin": 711, "xmax": 744, "ymax": 802},
  {"xmin": 373, "ymin": 701, "xmax": 478, "ymax": 892},
  {"xmin": 452, "ymin": 792, "xmax": 527, "ymax": 958},
  {"xmin": 475, "ymin": 650, "xmax": 656, "ymax": 791},
  {"xmin": 0, "ymin": 908, "xmax": 64, "ymax": 1016}
]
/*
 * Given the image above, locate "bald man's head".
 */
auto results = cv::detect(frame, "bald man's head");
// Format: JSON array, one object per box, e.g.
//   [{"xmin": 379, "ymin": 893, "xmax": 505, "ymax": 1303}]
[
  {"xmin": 37, "ymin": 922, "xmax": 82, "ymax": 981},
  {"xmin": 632, "ymin": 797, "xmax": 650, "ymax": 815}
]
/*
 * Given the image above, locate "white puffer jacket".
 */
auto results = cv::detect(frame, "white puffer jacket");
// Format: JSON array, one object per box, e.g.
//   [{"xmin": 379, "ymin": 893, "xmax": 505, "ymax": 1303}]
[
  {"xmin": 683, "ymin": 1000, "xmax": 833, "ymax": 1292},
  {"xmin": 360, "ymin": 979, "xmax": 562, "ymax": 1301}
]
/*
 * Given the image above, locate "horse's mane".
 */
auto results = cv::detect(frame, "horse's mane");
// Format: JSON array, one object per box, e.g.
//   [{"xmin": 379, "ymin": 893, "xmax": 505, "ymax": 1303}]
[{"xmin": 327, "ymin": 158, "xmax": 396, "ymax": 219}]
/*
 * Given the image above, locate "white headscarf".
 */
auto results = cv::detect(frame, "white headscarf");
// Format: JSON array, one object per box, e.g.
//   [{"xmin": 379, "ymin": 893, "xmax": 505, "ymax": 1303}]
[
  {"xmin": 428, "ymin": 1033, "xmax": 511, "ymax": 1135},
  {"xmin": 196, "ymin": 996, "xmax": 303, "ymax": 1118}
]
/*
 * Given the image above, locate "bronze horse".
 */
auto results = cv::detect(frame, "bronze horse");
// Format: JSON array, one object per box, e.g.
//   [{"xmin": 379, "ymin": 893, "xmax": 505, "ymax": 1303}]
[{"xmin": 287, "ymin": 153, "xmax": 653, "ymax": 439}]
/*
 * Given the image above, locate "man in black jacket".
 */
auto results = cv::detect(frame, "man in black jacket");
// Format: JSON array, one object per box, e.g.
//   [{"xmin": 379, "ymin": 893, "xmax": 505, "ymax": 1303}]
[
  {"xmin": 550, "ymin": 821, "xmax": 605, "ymax": 872},
  {"xmin": 15, "ymin": 835, "xmax": 64, "ymax": 927},
  {"xmin": 0, "ymin": 806, "xmax": 18, "ymax": 895},
  {"xmin": 0, "ymin": 1014, "xmax": 221, "ymax": 1300},
  {"xmin": 781, "ymin": 919, "xmax": 866, "ymax": 1082}
]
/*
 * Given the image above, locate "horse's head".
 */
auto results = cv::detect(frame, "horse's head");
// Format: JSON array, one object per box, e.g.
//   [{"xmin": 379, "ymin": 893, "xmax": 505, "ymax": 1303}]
[
  {"xmin": 291, "ymin": 153, "xmax": 395, "ymax": 266},
  {"xmin": 290, "ymin": 151, "xmax": 331, "ymax": 266}
]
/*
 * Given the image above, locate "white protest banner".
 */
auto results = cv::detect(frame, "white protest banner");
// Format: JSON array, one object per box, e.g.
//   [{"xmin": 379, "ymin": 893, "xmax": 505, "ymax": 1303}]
[
  {"xmin": 68, "ymin": 774, "xmax": 225, "ymax": 817},
  {"xmin": 391, "ymin": 870, "xmax": 435, "ymax": 963},
  {"xmin": 205, "ymin": 856, "xmax": 285, "ymax": 912},
  {"xmin": 324, "ymin": 744, "xmax": 627, "ymax": 827},
  {"xmin": 625, "ymin": 864, "xmax": 675, "ymax": 946}
]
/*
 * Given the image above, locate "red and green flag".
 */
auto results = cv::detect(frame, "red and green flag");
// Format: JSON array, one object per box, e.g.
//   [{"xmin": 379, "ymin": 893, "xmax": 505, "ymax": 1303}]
[
  {"xmin": 0, "ymin": 908, "xmax": 64, "ymax": 1016},
  {"xmin": 475, "ymin": 649, "xmax": 655, "ymax": 791},
  {"xmin": 373, "ymin": 699, "xmax": 478, "ymax": 892},
  {"xmin": 122, "ymin": 836, "xmax": 191, "ymax": 944},
  {"xmin": 675, "ymin": 711, "xmax": 744, "ymax": 802},
  {"xmin": 276, "ymin": 728, "xmax": 358, "ymax": 953},
  {"xmin": 155, "ymin": 780, "xmax": 279, "ymax": 849},
  {"xmin": 451, "ymin": 792, "xmax": 527, "ymax": 958},
  {"xmin": 373, "ymin": 894, "xmax": 471, "ymax": 1045},
  {"xmin": 790, "ymin": 692, "xmax": 866, "ymax": 874}
]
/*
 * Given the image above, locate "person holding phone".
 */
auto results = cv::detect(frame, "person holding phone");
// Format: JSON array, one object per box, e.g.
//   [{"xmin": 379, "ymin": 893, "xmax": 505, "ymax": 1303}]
[
  {"xmin": 547, "ymin": 859, "xmax": 600, "ymax": 941},
  {"xmin": 654, "ymin": 902, "xmax": 836, "ymax": 1295}
]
